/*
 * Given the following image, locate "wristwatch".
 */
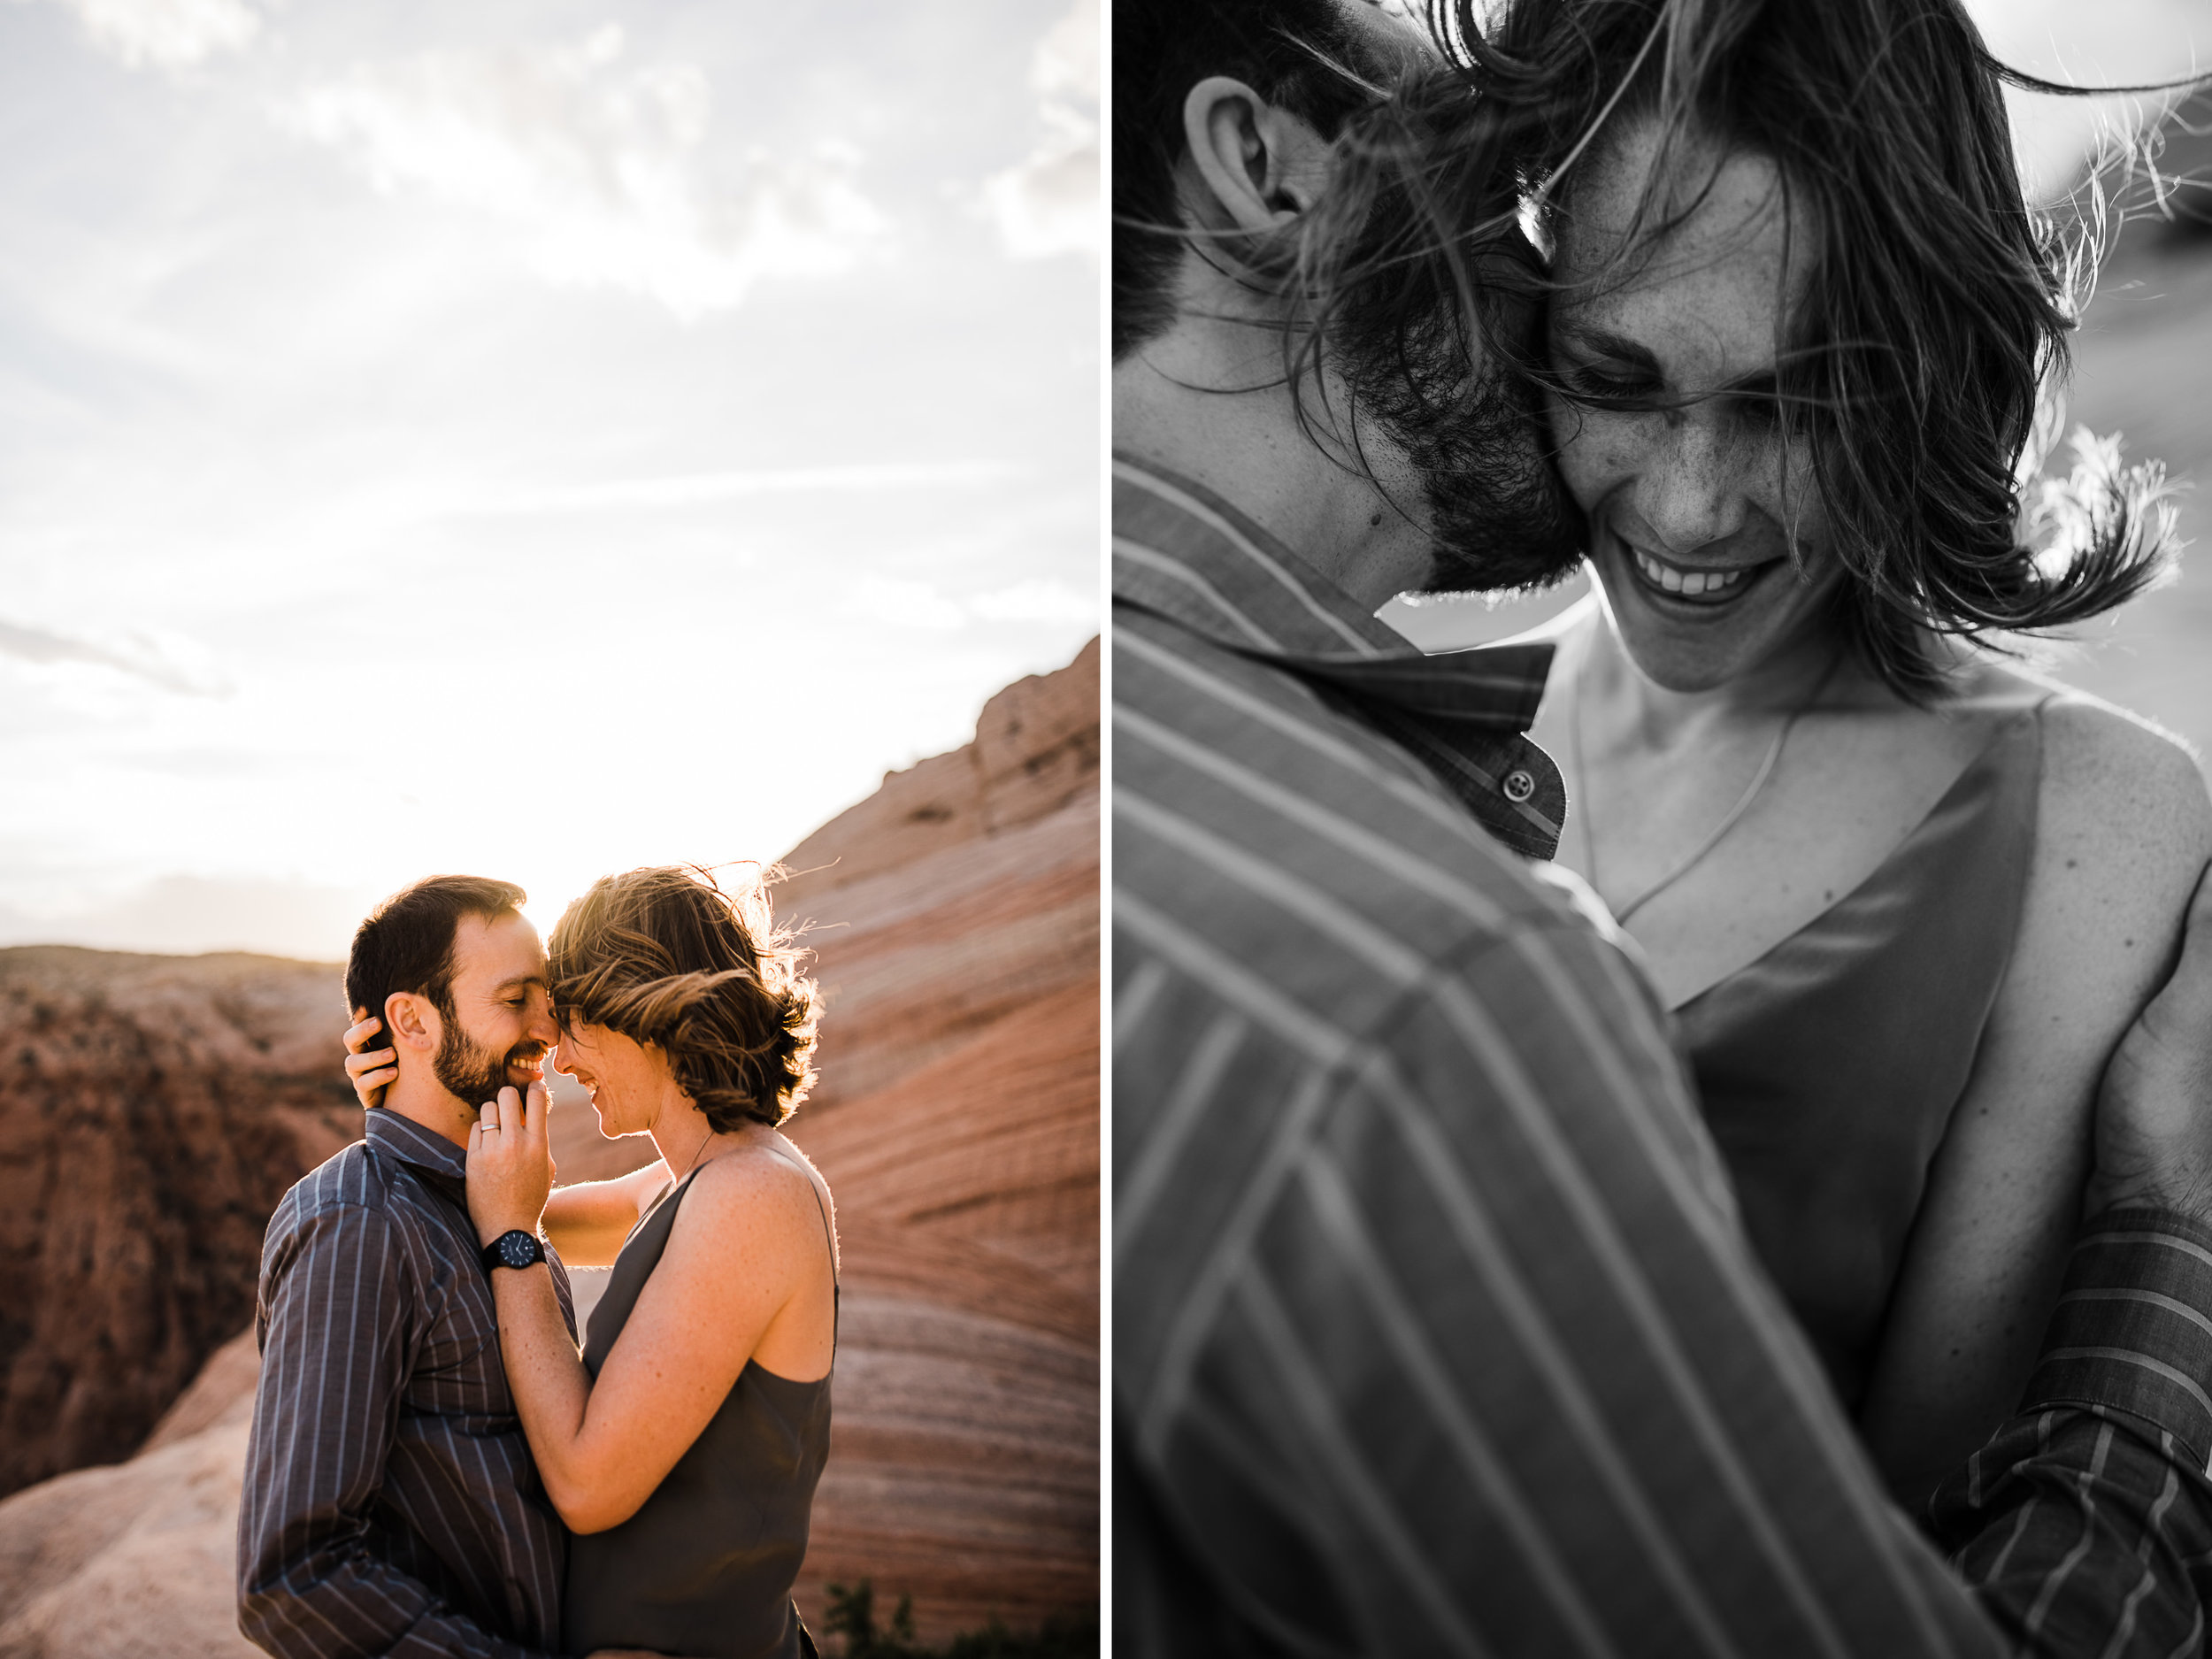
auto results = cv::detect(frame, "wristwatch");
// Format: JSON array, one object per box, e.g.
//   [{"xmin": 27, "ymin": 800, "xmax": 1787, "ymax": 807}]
[{"xmin": 480, "ymin": 1229, "xmax": 546, "ymax": 1273}]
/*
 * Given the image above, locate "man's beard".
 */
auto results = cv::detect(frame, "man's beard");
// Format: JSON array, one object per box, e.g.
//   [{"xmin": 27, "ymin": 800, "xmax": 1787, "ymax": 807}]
[
  {"xmin": 433, "ymin": 1014, "xmax": 542, "ymax": 1112},
  {"xmin": 1337, "ymin": 290, "xmax": 1586, "ymax": 597}
]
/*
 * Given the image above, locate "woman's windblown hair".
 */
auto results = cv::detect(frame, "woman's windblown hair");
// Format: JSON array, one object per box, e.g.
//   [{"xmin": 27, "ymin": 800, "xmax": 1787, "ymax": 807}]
[
  {"xmin": 549, "ymin": 865, "xmax": 818, "ymax": 1133},
  {"xmin": 1326, "ymin": 0, "xmax": 2186, "ymax": 696}
]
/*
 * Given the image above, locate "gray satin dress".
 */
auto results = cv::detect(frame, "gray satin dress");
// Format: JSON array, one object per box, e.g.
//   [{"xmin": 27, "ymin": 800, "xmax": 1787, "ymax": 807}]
[
  {"xmin": 1675, "ymin": 703, "xmax": 2045, "ymax": 1412},
  {"xmin": 564, "ymin": 1154, "xmax": 835, "ymax": 1659}
]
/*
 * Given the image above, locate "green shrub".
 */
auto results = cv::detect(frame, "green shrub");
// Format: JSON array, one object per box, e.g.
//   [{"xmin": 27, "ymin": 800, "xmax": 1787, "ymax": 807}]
[{"xmin": 819, "ymin": 1581, "xmax": 1098, "ymax": 1658}]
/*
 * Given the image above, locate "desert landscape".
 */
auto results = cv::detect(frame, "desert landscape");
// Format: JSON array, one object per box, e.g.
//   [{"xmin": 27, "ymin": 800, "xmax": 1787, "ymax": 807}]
[{"xmin": 0, "ymin": 639, "xmax": 1099, "ymax": 1655}]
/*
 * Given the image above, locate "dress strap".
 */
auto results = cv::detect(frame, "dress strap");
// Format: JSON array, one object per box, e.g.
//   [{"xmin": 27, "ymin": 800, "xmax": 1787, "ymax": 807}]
[
  {"xmin": 757, "ymin": 1143, "xmax": 840, "ymax": 1361},
  {"xmin": 757, "ymin": 1142, "xmax": 839, "ymax": 1291}
]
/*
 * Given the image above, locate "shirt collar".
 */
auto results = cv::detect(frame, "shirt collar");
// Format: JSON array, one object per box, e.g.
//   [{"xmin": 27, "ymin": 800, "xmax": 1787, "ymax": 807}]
[
  {"xmin": 1112, "ymin": 451, "xmax": 1565, "ymax": 859},
  {"xmin": 1111, "ymin": 452, "xmax": 1413, "ymax": 658},
  {"xmin": 366, "ymin": 1106, "xmax": 470, "ymax": 1187}
]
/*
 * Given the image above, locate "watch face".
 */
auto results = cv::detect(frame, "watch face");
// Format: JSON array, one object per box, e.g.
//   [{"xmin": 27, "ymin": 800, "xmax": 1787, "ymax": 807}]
[{"xmin": 503, "ymin": 1233, "xmax": 535, "ymax": 1268}]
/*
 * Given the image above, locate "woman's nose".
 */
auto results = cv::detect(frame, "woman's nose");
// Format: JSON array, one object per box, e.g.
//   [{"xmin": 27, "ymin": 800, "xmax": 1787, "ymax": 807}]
[{"xmin": 1636, "ymin": 412, "xmax": 1752, "ymax": 555}]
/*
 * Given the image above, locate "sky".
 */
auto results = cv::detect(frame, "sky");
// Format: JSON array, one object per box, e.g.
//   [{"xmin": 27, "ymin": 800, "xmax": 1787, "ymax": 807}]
[
  {"xmin": 0, "ymin": 0, "xmax": 1099, "ymax": 958},
  {"xmin": 1969, "ymin": 0, "xmax": 2212, "ymax": 199}
]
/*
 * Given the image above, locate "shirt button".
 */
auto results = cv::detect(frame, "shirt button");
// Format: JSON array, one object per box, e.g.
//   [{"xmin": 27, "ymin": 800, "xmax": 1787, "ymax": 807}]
[{"xmin": 1502, "ymin": 768, "xmax": 1536, "ymax": 803}]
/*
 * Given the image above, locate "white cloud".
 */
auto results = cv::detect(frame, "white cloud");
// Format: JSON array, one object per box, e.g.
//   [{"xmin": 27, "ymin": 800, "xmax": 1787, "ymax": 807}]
[
  {"xmin": 854, "ymin": 577, "xmax": 967, "ymax": 632},
  {"xmin": 848, "ymin": 574, "xmax": 1096, "ymax": 633},
  {"xmin": 968, "ymin": 578, "xmax": 1095, "ymax": 624},
  {"xmin": 12, "ymin": 0, "xmax": 259, "ymax": 72},
  {"xmin": 449, "ymin": 459, "xmax": 1019, "ymax": 518},
  {"xmin": 280, "ymin": 25, "xmax": 891, "ymax": 318},
  {"xmin": 981, "ymin": 0, "xmax": 1098, "ymax": 259},
  {"xmin": 0, "ymin": 617, "xmax": 230, "ymax": 695},
  {"xmin": 1029, "ymin": 0, "xmax": 1100, "ymax": 116}
]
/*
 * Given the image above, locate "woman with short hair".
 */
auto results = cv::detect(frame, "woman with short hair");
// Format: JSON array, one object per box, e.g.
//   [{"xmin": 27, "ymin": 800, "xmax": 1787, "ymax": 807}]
[{"xmin": 351, "ymin": 864, "xmax": 833, "ymax": 1658}]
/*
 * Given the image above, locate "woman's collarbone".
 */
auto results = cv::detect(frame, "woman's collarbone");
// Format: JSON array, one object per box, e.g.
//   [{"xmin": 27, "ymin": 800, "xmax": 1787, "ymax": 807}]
[{"xmin": 1607, "ymin": 705, "xmax": 2013, "ymax": 1005}]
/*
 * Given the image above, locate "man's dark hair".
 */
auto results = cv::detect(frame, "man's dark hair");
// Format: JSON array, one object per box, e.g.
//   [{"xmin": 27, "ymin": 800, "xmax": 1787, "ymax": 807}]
[
  {"xmin": 1114, "ymin": 0, "xmax": 1396, "ymax": 358},
  {"xmin": 345, "ymin": 874, "xmax": 528, "ymax": 1027},
  {"xmin": 1113, "ymin": 1, "xmax": 1580, "ymax": 588}
]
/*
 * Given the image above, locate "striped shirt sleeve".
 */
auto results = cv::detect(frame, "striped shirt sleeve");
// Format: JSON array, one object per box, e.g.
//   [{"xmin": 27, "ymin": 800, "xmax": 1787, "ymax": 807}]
[
  {"xmin": 2018, "ymin": 1210, "xmax": 2212, "ymax": 1463},
  {"xmin": 1928, "ymin": 1210, "xmax": 2212, "ymax": 1657},
  {"xmin": 236, "ymin": 1200, "xmax": 554, "ymax": 1659}
]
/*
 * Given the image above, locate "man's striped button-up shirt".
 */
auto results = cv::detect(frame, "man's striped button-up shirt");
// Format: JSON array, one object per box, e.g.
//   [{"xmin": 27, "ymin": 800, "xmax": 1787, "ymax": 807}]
[
  {"xmin": 237, "ymin": 1107, "xmax": 575, "ymax": 1659},
  {"xmin": 1111, "ymin": 450, "xmax": 2212, "ymax": 1656}
]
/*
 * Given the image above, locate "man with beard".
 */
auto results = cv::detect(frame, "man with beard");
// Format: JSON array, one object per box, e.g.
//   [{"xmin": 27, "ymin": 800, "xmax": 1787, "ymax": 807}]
[
  {"xmin": 238, "ymin": 874, "xmax": 580, "ymax": 1659},
  {"xmin": 1115, "ymin": 1, "xmax": 2212, "ymax": 1654}
]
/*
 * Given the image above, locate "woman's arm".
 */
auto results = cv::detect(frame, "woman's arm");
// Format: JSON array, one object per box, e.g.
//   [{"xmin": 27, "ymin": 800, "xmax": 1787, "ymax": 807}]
[
  {"xmin": 467, "ymin": 1086, "xmax": 827, "ymax": 1534},
  {"xmin": 1860, "ymin": 697, "xmax": 2212, "ymax": 1509},
  {"xmin": 541, "ymin": 1162, "xmax": 669, "ymax": 1269}
]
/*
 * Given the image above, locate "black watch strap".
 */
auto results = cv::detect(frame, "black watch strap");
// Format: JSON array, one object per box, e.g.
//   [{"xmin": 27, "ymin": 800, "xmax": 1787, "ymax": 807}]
[{"xmin": 480, "ymin": 1229, "xmax": 545, "ymax": 1273}]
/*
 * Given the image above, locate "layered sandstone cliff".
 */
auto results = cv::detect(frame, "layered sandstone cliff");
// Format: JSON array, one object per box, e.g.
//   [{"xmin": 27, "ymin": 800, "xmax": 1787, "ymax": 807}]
[
  {"xmin": 0, "ymin": 951, "xmax": 355, "ymax": 1501},
  {"xmin": 776, "ymin": 637, "xmax": 1100, "ymax": 1639},
  {"xmin": 0, "ymin": 639, "xmax": 1099, "ymax": 1652}
]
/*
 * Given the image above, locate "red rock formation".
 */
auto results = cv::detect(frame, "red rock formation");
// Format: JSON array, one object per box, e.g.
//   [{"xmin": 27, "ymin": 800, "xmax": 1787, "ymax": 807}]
[
  {"xmin": 0, "ymin": 950, "xmax": 355, "ymax": 1501},
  {"xmin": 0, "ymin": 639, "xmax": 1099, "ymax": 1649},
  {"xmin": 0, "ymin": 1378, "xmax": 260, "ymax": 1659},
  {"xmin": 776, "ymin": 640, "xmax": 1100, "ymax": 1640}
]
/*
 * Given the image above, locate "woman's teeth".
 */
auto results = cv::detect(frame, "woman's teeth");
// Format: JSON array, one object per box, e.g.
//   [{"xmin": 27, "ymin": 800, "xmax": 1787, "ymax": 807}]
[{"xmin": 1633, "ymin": 546, "xmax": 1751, "ymax": 598}]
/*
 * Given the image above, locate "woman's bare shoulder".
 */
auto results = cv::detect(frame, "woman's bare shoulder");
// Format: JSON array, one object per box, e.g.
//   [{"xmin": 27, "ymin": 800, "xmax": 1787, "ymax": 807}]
[
  {"xmin": 2034, "ymin": 689, "xmax": 2210, "ymax": 877},
  {"xmin": 679, "ymin": 1137, "xmax": 834, "ymax": 1248},
  {"xmin": 686, "ymin": 1138, "xmax": 812, "ymax": 1198},
  {"xmin": 1992, "ymin": 682, "xmax": 2211, "ymax": 1042},
  {"xmin": 1945, "ymin": 657, "xmax": 2207, "ymax": 857}
]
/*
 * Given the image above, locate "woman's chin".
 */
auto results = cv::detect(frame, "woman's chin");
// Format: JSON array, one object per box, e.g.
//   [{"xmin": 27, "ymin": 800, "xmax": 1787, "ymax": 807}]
[
  {"xmin": 1594, "ymin": 563, "xmax": 1822, "ymax": 694},
  {"xmin": 1614, "ymin": 633, "xmax": 1757, "ymax": 695}
]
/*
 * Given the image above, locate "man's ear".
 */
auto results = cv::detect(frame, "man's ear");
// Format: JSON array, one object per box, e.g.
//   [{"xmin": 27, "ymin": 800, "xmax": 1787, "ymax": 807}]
[
  {"xmin": 1181, "ymin": 76, "xmax": 1333, "ymax": 235},
  {"xmin": 385, "ymin": 992, "xmax": 440, "ymax": 1054}
]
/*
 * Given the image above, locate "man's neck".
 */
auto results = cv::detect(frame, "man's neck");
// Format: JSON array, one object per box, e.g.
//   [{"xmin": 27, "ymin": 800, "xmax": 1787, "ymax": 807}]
[
  {"xmin": 380, "ymin": 1073, "xmax": 477, "ymax": 1152},
  {"xmin": 1113, "ymin": 319, "xmax": 1437, "ymax": 615}
]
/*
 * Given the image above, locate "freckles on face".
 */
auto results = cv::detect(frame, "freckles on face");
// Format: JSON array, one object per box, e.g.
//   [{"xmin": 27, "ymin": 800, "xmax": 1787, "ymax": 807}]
[
  {"xmin": 1546, "ymin": 399, "xmax": 1641, "ymax": 512},
  {"xmin": 1548, "ymin": 133, "xmax": 1802, "ymax": 526},
  {"xmin": 552, "ymin": 1021, "xmax": 664, "ymax": 1136},
  {"xmin": 1544, "ymin": 121, "xmax": 1842, "ymax": 681}
]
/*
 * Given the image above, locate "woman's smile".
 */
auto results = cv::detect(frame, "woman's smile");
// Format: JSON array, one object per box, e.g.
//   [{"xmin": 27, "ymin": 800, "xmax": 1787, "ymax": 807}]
[
  {"xmin": 1586, "ymin": 511, "xmax": 1825, "ymax": 691},
  {"xmin": 1620, "ymin": 536, "xmax": 1781, "ymax": 610}
]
